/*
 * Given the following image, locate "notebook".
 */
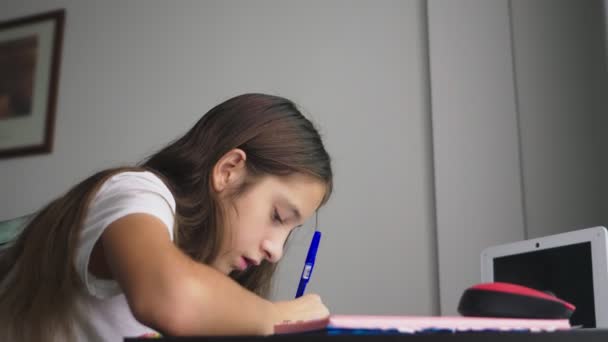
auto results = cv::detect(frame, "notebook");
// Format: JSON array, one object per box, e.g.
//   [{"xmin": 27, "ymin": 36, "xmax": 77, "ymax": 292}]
[{"xmin": 274, "ymin": 315, "xmax": 571, "ymax": 334}]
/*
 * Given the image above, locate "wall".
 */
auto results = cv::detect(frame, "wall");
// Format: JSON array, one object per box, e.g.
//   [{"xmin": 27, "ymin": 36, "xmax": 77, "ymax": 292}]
[
  {"xmin": 0, "ymin": 0, "xmax": 439, "ymax": 315},
  {"xmin": 511, "ymin": 0, "xmax": 608, "ymax": 239},
  {"xmin": 429, "ymin": 0, "xmax": 608, "ymax": 314},
  {"xmin": 1, "ymin": 0, "xmax": 606, "ymax": 319},
  {"xmin": 600, "ymin": 0, "xmax": 608, "ymax": 227},
  {"xmin": 428, "ymin": 0, "xmax": 526, "ymax": 315}
]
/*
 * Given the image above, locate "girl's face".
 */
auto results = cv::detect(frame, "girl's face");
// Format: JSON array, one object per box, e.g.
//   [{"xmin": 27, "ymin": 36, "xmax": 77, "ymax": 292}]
[{"xmin": 212, "ymin": 173, "xmax": 326, "ymax": 274}]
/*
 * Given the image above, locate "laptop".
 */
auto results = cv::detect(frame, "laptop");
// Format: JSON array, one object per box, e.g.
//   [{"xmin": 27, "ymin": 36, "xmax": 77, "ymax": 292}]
[{"xmin": 480, "ymin": 226, "xmax": 608, "ymax": 328}]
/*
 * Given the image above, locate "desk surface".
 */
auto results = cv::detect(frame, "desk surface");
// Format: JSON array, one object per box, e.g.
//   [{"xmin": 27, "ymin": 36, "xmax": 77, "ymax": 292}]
[{"xmin": 125, "ymin": 329, "xmax": 608, "ymax": 342}]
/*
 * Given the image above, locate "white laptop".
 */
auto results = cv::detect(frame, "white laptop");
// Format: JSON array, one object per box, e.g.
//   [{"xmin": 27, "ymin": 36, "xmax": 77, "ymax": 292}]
[{"xmin": 480, "ymin": 226, "xmax": 608, "ymax": 328}]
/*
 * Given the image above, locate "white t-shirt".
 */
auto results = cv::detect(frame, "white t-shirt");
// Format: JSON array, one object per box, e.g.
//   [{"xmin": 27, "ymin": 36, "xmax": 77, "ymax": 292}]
[{"xmin": 72, "ymin": 171, "xmax": 176, "ymax": 341}]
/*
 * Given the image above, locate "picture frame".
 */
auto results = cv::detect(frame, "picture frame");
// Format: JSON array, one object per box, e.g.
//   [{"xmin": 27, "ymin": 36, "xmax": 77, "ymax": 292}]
[{"xmin": 0, "ymin": 9, "xmax": 65, "ymax": 159}]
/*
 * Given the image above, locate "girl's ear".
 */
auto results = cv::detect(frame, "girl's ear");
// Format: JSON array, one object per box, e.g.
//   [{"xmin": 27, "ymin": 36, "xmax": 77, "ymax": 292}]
[{"xmin": 212, "ymin": 148, "xmax": 247, "ymax": 193}]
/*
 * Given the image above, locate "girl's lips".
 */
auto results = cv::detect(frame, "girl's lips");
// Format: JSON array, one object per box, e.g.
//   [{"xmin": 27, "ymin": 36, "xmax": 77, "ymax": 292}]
[
  {"xmin": 236, "ymin": 256, "xmax": 248, "ymax": 271},
  {"xmin": 236, "ymin": 256, "xmax": 260, "ymax": 271}
]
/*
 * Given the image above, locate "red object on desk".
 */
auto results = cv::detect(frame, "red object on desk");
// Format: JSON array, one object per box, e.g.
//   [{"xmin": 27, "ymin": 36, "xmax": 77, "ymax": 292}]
[{"xmin": 458, "ymin": 282, "xmax": 575, "ymax": 319}]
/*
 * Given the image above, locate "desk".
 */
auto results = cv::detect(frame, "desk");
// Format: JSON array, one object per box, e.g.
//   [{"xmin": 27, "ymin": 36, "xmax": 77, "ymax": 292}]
[{"xmin": 125, "ymin": 329, "xmax": 608, "ymax": 342}]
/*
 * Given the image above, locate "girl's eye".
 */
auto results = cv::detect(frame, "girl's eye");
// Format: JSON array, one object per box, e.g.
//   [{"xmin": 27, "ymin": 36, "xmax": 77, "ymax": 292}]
[{"xmin": 273, "ymin": 209, "xmax": 284, "ymax": 225}]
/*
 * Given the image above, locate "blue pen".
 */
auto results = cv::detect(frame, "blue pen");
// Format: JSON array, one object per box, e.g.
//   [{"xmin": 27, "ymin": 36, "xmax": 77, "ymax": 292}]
[{"xmin": 295, "ymin": 230, "xmax": 321, "ymax": 298}]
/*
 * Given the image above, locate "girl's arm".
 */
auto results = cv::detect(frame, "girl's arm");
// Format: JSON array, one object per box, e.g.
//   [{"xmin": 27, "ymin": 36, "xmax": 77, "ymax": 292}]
[{"xmin": 97, "ymin": 213, "xmax": 328, "ymax": 336}]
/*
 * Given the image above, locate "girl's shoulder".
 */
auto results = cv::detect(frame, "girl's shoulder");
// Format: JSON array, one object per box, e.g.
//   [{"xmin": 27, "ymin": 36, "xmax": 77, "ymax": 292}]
[
  {"xmin": 107, "ymin": 170, "xmax": 168, "ymax": 187},
  {"xmin": 96, "ymin": 170, "xmax": 176, "ymax": 210}
]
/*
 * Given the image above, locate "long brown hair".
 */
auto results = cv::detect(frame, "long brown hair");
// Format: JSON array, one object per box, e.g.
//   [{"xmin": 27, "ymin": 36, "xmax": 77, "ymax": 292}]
[{"xmin": 0, "ymin": 93, "xmax": 333, "ymax": 340}]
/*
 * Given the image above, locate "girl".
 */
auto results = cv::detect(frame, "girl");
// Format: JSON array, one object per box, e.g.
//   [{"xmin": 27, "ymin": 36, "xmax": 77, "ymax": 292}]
[{"xmin": 0, "ymin": 93, "xmax": 333, "ymax": 341}]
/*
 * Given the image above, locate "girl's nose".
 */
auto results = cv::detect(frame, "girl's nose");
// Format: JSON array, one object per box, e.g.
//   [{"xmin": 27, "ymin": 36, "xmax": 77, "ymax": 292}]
[{"xmin": 261, "ymin": 232, "xmax": 286, "ymax": 263}]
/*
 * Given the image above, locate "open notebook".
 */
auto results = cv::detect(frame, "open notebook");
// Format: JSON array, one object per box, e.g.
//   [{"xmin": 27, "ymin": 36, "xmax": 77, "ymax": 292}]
[{"xmin": 274, "ymin": 315, "xmax": 571, "ymax": 334}]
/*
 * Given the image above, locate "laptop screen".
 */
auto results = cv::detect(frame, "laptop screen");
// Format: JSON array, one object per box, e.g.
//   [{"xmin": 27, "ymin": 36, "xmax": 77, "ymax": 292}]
[{"xmin": 493, "ymin": 242, "xmax": 595, "ymax": 327}]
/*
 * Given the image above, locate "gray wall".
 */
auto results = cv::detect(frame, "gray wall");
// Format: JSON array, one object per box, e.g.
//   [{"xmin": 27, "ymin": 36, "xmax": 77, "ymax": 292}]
[
  {"xmin": 512, "ymin": 0, "xmax": 608, "ymax": 239},
  {"xmin": 1, "ymin": 0, "xmax": 606, "ymax": 318},
  {"xmin": 0, "ymin": 0, "xmax": 438, "ymax": 316},
  {"xmin": 600, "ymin": 0, "xmax": 608, "ymax": 227},
  {"xmin": 428, "ymin": 0, "xmax": 526, "ymax": 315},
  {"xmin": 430, "ymin": 0, "xmax": 608, "ymax": 314}
]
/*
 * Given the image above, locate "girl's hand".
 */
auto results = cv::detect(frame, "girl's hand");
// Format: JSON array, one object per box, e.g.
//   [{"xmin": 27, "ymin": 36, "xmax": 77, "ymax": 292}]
[{"xmin": 272, "ymin": 294, "xmax": 330, "ymax": 325}]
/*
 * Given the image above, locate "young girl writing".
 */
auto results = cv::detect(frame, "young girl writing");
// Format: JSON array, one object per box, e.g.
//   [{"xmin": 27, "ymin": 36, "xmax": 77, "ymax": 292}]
[{"xmin": 0, "ymin": 93, "xmax": 333, "ymax": 341}]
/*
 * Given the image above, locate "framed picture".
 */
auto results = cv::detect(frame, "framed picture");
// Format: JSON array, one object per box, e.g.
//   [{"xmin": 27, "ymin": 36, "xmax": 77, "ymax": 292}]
[{"xmin": 0, "ymin": 9, "xmax": 64, "ymax": 159}]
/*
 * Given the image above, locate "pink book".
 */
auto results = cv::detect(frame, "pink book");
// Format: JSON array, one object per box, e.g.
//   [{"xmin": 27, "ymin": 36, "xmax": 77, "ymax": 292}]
[{"xmin": 274, "ymin": 315, "xmax": 571, "ymax": 334}]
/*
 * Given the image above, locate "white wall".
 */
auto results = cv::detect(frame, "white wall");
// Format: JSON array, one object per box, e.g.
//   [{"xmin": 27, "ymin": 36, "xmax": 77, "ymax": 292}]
[
  {"xmin": 599, "ymin": 0, "xmax": 608, "ymax": 227},
  {"xmin": 429, "ymin": 0, "xmax": 608, "ymax": 314},
  {"xmin": 511, "ymin": 0, "xmax": 608, "ymax": 239},
  {"xmin": 2, "ymin": 0, "xmax": 606, "ymax": 319},
  {"xmin": 0, "ymin": 0, "xmax": 438, "ymax": 315},
  {"xmin": 428, "ymin": 0, "xmax": 526, "ymax": 315},
  {"xmin": 605, "ymin": 0, "xmax": 608, "ymax": 63}
]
